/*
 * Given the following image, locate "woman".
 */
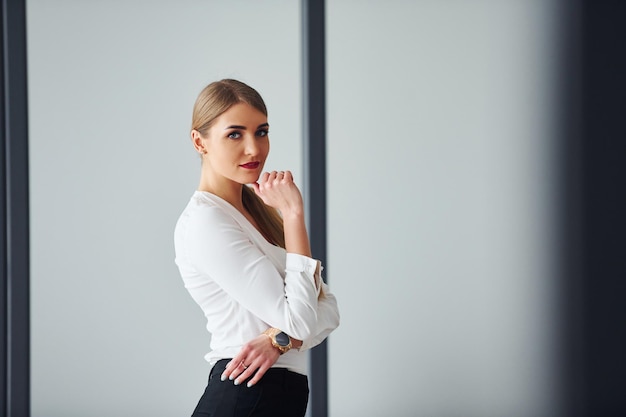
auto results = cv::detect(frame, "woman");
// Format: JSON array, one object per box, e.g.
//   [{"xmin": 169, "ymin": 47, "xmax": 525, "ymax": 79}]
[{"xmin": 174, "ymin": 79, "xmax": 340, "ymax": 417}]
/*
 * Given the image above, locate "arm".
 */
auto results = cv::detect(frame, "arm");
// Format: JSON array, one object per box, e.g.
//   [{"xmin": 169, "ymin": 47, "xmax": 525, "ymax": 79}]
[
  {"xmin": 250, "ymin": 171, "xmax": 340, "ymax": 350},
  {"xmin": 183, "ymin": 206, "xmax": 319, "ymax": 340},
  {"xmin": 253, "ymin": 171, "xmax": 311, "ymax": 257},
  {"xmin": 267, "ymin": 279, "xmax": 339, "ymax": 352},
  {"xmin": 223, "ymin": 276, "xmax": 339, "ymax": 386},
  {"xmin": 223, "ymin": 171, "xmax": 327, "ymax": 386},
  {"xmin": 298, "ymin": 282, "xmax": 340, "ymax": 351}
]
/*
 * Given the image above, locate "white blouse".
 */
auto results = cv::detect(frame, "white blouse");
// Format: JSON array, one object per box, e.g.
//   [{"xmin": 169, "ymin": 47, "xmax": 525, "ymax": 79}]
[{"xmin": 174, "ymin": 191, "xmax": 340, "ymax": 375}]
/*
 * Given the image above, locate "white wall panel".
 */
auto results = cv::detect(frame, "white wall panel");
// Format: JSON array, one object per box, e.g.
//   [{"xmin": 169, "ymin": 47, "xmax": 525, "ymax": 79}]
[
  {"xmin": 28, "ymin": 0, "xmax": 564, "ymax": 415},
  {"xmin": 28, "ymin": 1, "xmax": 301, "ymax": 415},
  {"xmin": 327, "ymin": 1, "xmax": 560, "ymax": 416}
]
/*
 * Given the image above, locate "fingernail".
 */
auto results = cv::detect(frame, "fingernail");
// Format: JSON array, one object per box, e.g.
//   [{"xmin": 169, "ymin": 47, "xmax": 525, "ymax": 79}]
[
  {"xmin": 229, "ymin": 375, "xmax": 234, "ymax": 381},
  {"xmin": 247, "ymin": 382, "xmax": 253, "ymax": 388},
  {"xmin": 234, "ymin": 379, "xmax": 240, "ymax": 386},
  {"xmin": 220, "ymin": 374, "xmax": 226, "ymax": 382}
]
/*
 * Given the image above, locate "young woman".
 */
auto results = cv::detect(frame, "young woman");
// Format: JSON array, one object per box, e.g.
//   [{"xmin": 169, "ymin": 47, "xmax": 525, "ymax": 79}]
[{"xmin": 174, "ymin": 79, "xmax": 340, "ymax": 417}]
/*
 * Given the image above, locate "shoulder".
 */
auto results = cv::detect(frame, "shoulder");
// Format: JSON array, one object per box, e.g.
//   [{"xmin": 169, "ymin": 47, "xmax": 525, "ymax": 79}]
[
  {"xmin": 179, "ymin": 192, "xmax": 240, "ymax": 231},
  {"xmin": 174, "ymin": 193, "xmax": 252, "ymax": 262}
]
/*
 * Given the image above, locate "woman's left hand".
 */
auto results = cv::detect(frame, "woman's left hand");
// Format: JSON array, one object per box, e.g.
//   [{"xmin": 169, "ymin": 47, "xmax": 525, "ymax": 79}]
[
  {"xmin": 220, "ymin": 334, "xmax": 280, "ymax": 387},
  {"xmin": 253, "ymin": 171, "xmax": 304, "ymax": 216}
]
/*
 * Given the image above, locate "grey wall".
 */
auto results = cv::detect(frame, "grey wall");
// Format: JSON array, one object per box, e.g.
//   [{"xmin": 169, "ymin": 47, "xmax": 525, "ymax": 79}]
[
  {"xmin": 29, "ymin": 1, "xmax": 562, "ymax": 416},
  {"xmin": 327, "ymin": 1, "xmax": 560, "ymax": 416},
  {"xmin": 28, "ymin": 1, "xmax": 301, "ymax": 416}
]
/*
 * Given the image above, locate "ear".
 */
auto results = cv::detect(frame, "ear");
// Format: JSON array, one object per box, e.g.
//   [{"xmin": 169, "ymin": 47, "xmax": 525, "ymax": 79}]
[{"xmin": 191, "ymin": 129, "xmax": 206, "ymax": 155}]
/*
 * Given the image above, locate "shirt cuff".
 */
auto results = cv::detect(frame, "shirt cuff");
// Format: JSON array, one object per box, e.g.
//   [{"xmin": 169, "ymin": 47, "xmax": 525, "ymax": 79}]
[
  {"xmin": 285, "ymin": 253, "xmax": 319, "ymax": 274},
  {"xmin": 285, "ymin": 253, "xmax": 322, "ymax": 294}
]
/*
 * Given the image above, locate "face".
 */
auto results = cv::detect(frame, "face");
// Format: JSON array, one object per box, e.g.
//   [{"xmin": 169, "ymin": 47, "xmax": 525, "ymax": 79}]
[{"xmin": 193, "ymin": 102, "xmax": 270, "ymax": 188}]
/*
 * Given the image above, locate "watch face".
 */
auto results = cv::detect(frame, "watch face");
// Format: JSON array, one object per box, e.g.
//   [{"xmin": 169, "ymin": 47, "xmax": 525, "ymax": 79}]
[{"xmin": 275, "ymin": 331, "xmax": 290, "ymax": 347}]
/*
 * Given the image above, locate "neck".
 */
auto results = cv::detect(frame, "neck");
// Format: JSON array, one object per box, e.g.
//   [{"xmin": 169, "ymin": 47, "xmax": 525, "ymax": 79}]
[{"xmin": 198, "ymin": 176, "xmax": 244, "ymax": 211}]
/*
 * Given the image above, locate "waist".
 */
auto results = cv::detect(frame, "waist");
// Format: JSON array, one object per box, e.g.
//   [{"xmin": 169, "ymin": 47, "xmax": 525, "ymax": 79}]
[
  {"xmin": 206, "ymin": 348, "xmax": 308, "ymax": 375},
  {"xmin": 211, "ymin": 359, "xmax": 308, "ymax": 387}
]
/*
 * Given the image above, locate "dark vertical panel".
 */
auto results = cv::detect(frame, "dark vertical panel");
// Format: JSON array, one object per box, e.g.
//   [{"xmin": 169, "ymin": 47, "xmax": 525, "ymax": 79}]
[
  {"xmin": 561, "ymin": 1, "xmax": 626, "ymax": 416},
  {"xmin": 302, "ymin": 1, "xmax": 327, "ymax": 416},
  {"xmin": 579, "ymin": 1, "xmax": 626, "ymax": 415},
  {"xmin": 0, "ymin": 0, "xmax": 7, "ymax": 411},
  {"xmin": 557, "ymin": 0, "xmax": 584, "ymax": 416},
  {"xmin": 1, "ymin": 0, "xmax": 30, "ymax": 416}
]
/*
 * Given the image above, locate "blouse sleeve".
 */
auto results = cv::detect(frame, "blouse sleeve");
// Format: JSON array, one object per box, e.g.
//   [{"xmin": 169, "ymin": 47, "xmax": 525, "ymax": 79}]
[
  {"xmin": 181, "ymin": 204, "xmax": 319, "ymax": 340},
  {"xmin": 299, "ymin": 281, "xmax": 340, "ymax": 351}
]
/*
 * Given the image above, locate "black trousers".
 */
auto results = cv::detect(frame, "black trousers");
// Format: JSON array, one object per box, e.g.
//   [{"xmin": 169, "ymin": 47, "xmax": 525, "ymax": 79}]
[{"xmin": 191, "ymin": 359, "xmax": 309, "ymax": 417}]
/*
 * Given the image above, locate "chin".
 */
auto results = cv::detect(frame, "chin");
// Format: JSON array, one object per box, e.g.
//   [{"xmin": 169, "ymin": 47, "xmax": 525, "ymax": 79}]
[{"xmin": 236, "ymin": 174, "xmax": 260, "ymax": 185}]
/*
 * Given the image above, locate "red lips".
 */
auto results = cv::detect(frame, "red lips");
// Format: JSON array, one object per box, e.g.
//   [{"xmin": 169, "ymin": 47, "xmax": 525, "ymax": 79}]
[{"xmin": 240, "ymin": 162, "xmax": 260, "ymax": 169}]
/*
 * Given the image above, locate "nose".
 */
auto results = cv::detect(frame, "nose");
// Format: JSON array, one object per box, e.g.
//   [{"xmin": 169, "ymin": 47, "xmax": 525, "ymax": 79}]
[{"xmin": 244, "ymin": 135, "xmax": 259, "ymax": 156}]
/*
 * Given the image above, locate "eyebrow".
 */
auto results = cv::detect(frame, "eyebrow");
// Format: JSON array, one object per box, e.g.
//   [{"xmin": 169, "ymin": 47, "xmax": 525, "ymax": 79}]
[{"xmin": 224, "ymin": 123, "xmax": 269, "ymax": 130}]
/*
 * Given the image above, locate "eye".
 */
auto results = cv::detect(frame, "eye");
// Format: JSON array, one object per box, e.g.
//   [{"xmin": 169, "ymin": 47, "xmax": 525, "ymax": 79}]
[
  {"xmin": 256, "ymin": 129, "xmax": 269, "ymax": 137},
  {"xmin": 227, "ymin": 131, "xmax": 242, "ymax": 140}
]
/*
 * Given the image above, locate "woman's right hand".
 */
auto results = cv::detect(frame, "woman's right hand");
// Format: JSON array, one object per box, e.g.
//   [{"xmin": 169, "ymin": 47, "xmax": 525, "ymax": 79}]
[{"xmin": 220, "ymin": 334, "xmax": 281, "ymax": 387}]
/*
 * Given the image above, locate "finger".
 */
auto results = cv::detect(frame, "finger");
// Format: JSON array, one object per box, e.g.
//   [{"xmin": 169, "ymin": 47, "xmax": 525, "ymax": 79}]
[
  {"xmin": 233, "ymin": 358, "xmax": 260, "ymax": 386},
  {"xmin": 260, "ymin": 171, "xmax": 275, "ymax": 188},
  {"xmin": 257, "ymin": 173, "xmax": 271, "ymax": 192},
  {"xmin": 283, "ymin": 171, "xmax": 293, "ymax": 182},
  {"xmin": 220, "ymin": 359, "xmax": 236, "ymax": 381},
  {"xmin": 224, "ymin": 360, "xmax": 248, "ymax": 382},
  {"xmin": 221, "ymin": 351, "xmax": 247, "ymax": 381},
  {"xmin": 232, "ymin": 361, "xmax": 250, "ymax": 383},
  {"xmin": 258, "ymin": 172, "xmax": 270, "ymax": 186},
  {"xmin": 220, "ymin": 360, "xmax": 234, "ymax": 381},
  {"xmin": 245, "ymin": 362, "xmax": 272, "ymax": 388}
]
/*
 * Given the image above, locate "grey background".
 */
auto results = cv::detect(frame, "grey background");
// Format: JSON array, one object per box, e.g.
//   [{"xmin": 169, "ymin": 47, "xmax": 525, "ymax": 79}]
[
  {"xmin": 28, "ymin": 1, "xmax": 561, "ymax": 416},
  {"xmin": 327, "ymin": 1, "xmax": 559, "ymax": 416}
]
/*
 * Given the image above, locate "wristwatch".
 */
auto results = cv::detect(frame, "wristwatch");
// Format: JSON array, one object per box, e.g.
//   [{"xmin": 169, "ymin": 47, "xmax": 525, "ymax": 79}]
[{"xmin": 263, "ymin": 328, "xmax": 292, "ymax": 354}]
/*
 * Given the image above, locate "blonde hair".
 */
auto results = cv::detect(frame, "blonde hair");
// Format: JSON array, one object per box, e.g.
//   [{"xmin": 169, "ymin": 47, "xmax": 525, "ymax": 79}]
[{"xmin": 191, "ymin": 79, "xmax": 285, "ymax": 248}]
